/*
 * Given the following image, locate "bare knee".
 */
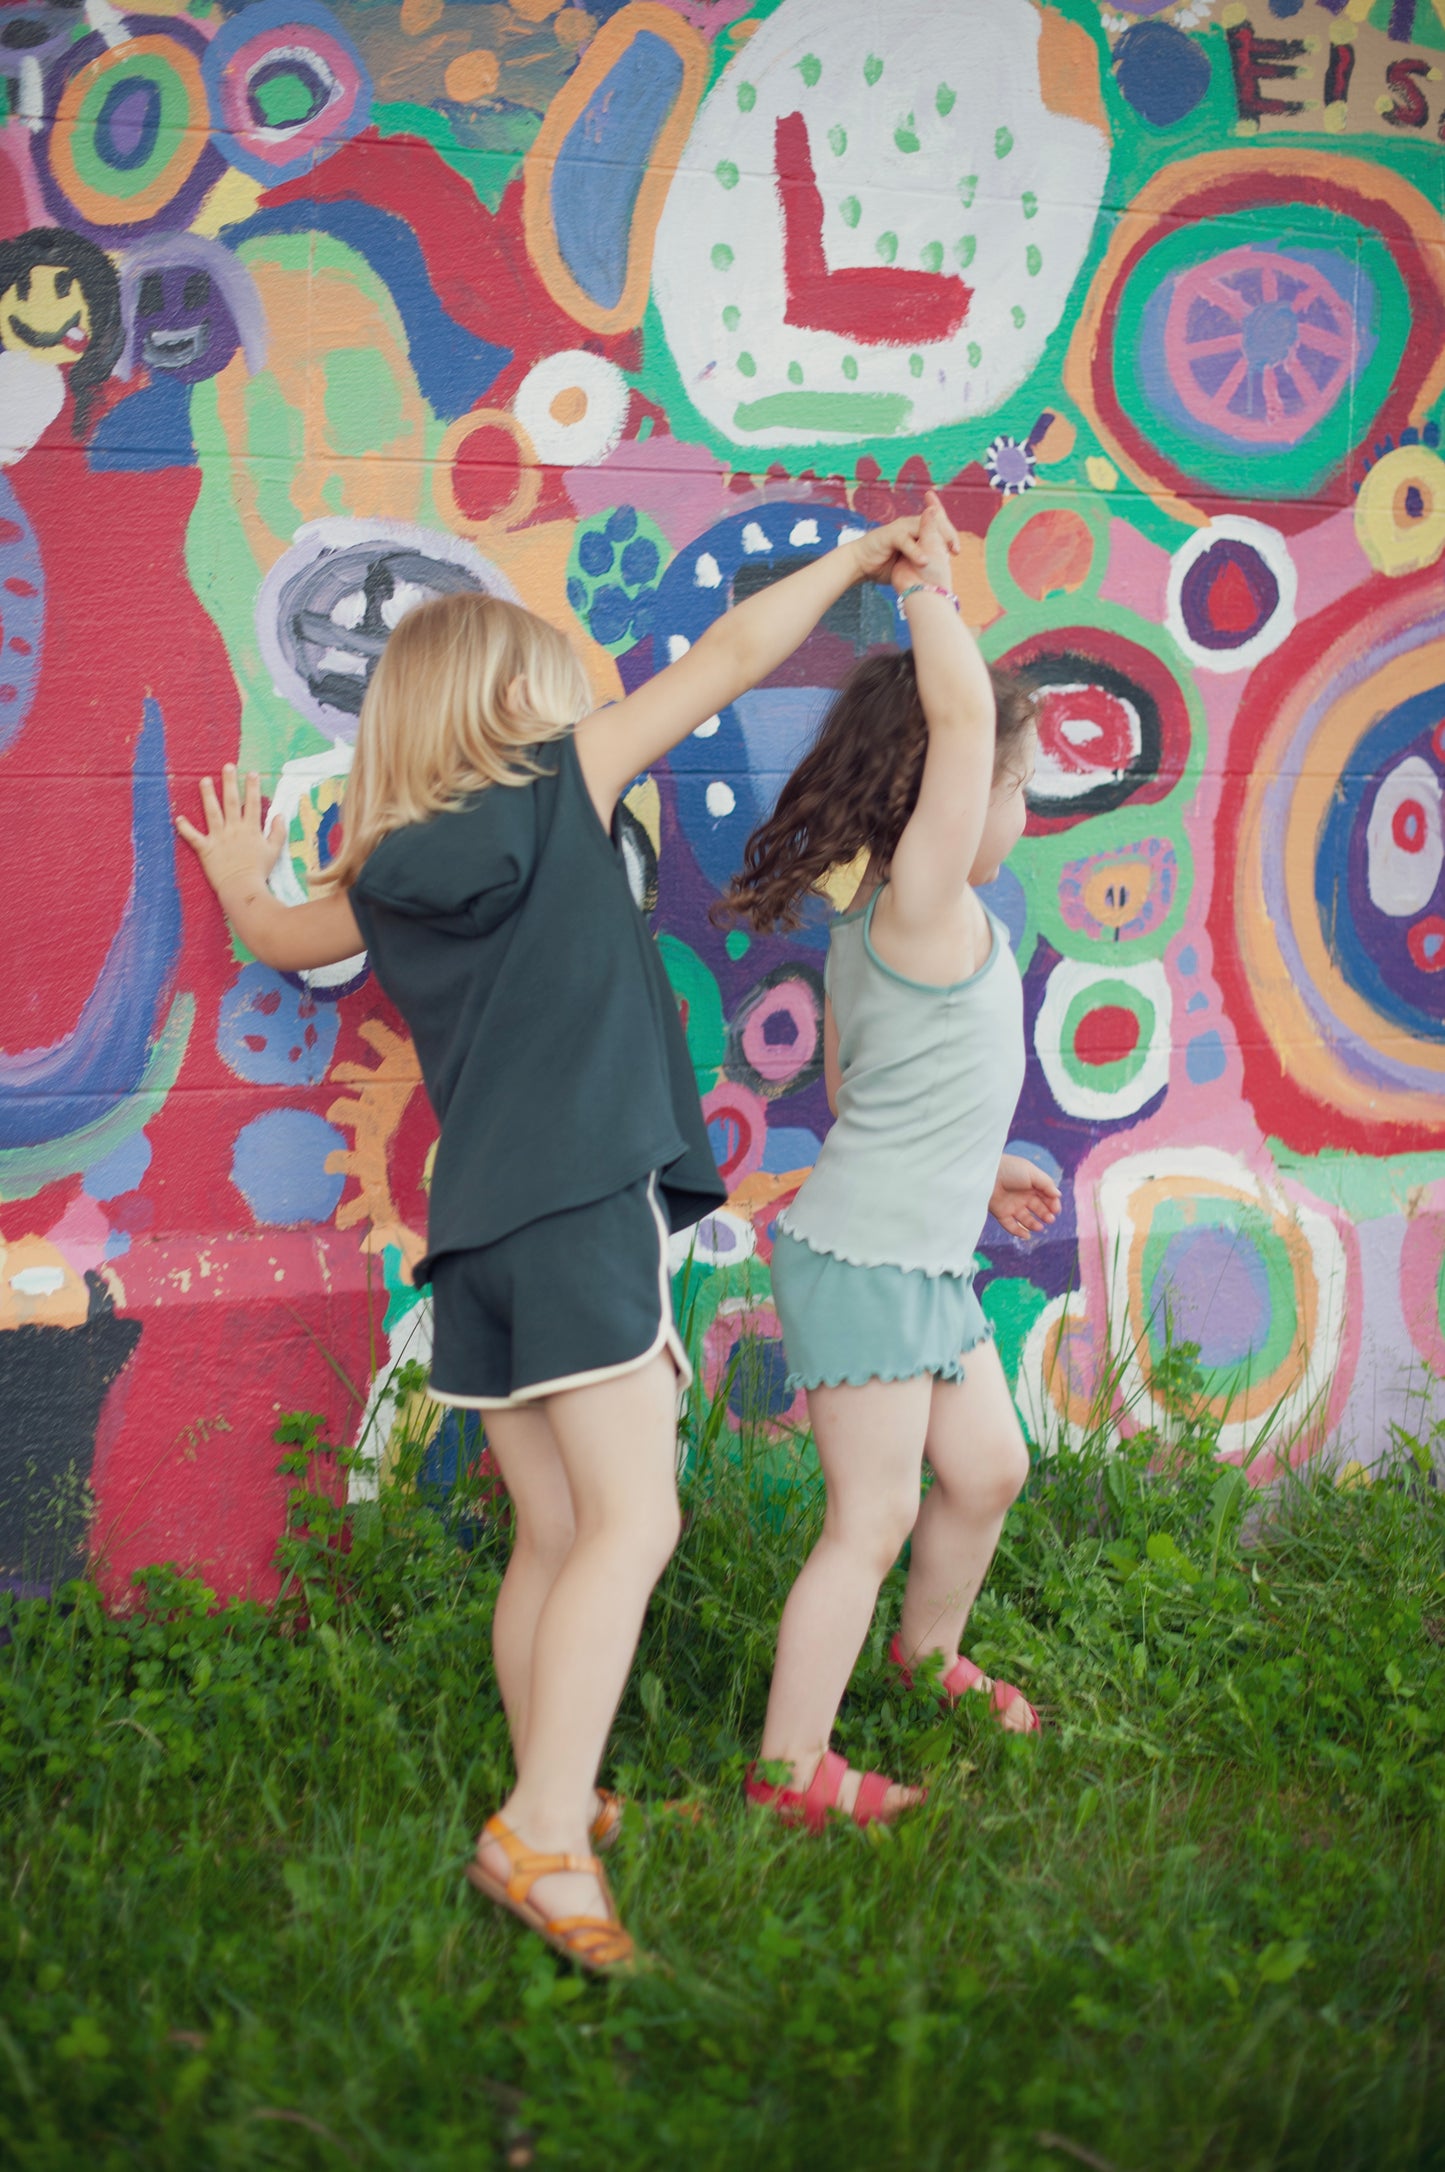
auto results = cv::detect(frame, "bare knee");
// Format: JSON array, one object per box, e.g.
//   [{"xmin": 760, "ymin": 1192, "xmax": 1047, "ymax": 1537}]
[
  {"xmin": 931, "ymin": 1428, "xmax": 1031, "ymax": 1521},
  {"xmin": 641, "ymin": 1495, "xmax": 684, "ymax": 1582},
  {"xmin": 993, "ymin": 1429, "xmax": 1033, "ymax": 1512},
  {"xmin": 825, "ymin": 1487, "xmax": 919, "ymax": 1584},
  {"xmin": 512, "ymin": 1499, "xmax": 576, "ymax": 1574},
  {"xmin": 577, "ymin": 1491, "xmax": 681, "ymax": 1586}
]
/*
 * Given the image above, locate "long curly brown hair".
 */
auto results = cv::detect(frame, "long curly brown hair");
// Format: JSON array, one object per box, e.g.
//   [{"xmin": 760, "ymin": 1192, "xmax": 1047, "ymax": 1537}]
[{"xmin": 718, "ymin": 648, "xmax": 1035, "ymax": 932}]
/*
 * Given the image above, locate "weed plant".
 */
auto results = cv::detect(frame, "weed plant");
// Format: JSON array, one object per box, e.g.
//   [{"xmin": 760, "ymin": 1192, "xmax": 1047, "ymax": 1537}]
[{"xmin": 1, "ymin": 1348, "xmax": 1443, "ymax": 2171}]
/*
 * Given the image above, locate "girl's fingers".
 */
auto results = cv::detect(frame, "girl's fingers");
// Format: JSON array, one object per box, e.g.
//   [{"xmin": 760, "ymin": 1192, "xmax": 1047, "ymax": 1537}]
[
  {"xmin": 198, "ymin": 774, "xmax": 222, "ymax": 828},
  {"xmin": 221, "ymin": 764, "xmax": 241, "ymax": 823},
  {"xmin": 174, "ymin": 814, "xmax": 204, "ymax": 849},
  {"xmin": 242, "ymin": 770, "xmax": 261, "ymax": 826}
]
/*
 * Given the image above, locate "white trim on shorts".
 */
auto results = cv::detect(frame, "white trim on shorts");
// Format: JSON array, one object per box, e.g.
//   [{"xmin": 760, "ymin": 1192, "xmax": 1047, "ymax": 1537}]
[{"xmin": 429, "ymin": 1175, "xmax": 694, "ymax": 1412}]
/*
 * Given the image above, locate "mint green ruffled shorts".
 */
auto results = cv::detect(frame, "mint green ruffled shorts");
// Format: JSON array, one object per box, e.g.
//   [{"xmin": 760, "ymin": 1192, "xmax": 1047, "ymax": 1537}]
[{"xmin": 769, "ymin": 1229, "xmax": 993, "ymax": 1394}]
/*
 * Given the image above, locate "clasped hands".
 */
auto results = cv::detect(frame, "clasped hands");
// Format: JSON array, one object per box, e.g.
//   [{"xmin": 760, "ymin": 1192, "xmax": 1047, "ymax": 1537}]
[{"xmin": 848, "ymin": 488, "xmax": 959, "ymax": 594}]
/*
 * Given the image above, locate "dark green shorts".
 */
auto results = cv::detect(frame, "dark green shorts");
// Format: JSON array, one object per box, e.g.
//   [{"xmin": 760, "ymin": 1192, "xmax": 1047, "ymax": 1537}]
[{"xmin": 428, "ymin": 1174, "xmax": 691, "ymax": 1410}]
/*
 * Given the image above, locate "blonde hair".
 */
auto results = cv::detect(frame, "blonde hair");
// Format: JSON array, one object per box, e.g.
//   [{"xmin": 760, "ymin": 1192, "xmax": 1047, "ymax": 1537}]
[{"xmin": 323, "ymin": 591, "xmax": 592, "ymax": 889}]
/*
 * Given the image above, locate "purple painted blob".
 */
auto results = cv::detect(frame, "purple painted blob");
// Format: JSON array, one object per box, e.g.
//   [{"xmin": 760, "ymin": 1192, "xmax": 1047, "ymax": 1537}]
[
  {"xmin": 117, "ymin": 232, "xmax": 266, "ymax": 386},
  {"xmin": 1157, "ymin": 1226, "xmax": 1271, "ymax": 1371}
]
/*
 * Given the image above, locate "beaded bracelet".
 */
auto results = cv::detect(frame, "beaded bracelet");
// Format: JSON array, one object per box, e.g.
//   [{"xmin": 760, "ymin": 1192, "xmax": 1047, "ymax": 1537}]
[{"xmin": 895, "ymin": 582, "xmax": 959, "ymax": 615}]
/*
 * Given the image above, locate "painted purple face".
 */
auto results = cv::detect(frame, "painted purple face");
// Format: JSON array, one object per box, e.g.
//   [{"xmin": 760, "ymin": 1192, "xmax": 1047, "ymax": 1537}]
[{"xmin": 133, "ymin": 263, "xmax": 241, "ymax": 385}]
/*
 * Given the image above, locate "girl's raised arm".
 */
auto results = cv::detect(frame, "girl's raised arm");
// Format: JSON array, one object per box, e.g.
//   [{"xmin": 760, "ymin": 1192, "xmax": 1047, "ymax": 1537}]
[
  {"xmin": 177, "ymin": 765, "xmax": 365, "ymax": 972},
  {"xmin": 883, "ymin": 502, "xmax": 998, "ymax": 941},
  {"xmin": 574, "ymin": 516, "xmax": 930, "ymax": 825}
]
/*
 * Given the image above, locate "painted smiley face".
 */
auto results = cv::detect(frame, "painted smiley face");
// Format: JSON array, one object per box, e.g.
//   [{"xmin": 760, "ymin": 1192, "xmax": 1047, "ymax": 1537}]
[
  {"xmin": 133, "ymin": 264, "xmax": 240, "ymax": 384},
  {"xmin": 0, "ymin": 264, "xmax": 93, "ymax": 363}
]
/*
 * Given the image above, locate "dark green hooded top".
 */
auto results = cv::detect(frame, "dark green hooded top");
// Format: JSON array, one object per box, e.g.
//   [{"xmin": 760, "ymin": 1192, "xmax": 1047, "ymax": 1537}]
[{"xmin": 348, "ymin": 733, "xmax": 725, "ymax": 1284}]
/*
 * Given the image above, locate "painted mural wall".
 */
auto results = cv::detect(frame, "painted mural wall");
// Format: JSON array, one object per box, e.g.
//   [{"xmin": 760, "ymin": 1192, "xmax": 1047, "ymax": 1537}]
[{"xmin": 2, "ymin": 0, "xmax": 1444, "ymax": 1598}]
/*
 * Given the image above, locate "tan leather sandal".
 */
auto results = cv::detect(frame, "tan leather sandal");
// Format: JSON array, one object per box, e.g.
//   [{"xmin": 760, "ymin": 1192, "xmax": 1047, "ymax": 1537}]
[
  {"xmin": 466, "ymin": 1813, "xmax": 635, "ymax": 1973},
  {"xmin": 591, "ymin": 1789, "xmax": 624, "ymax": 1852}
]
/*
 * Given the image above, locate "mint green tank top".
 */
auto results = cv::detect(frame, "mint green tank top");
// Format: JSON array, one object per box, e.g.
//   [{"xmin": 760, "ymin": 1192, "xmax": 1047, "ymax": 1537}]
[{"xmin": 777, "ymin": 886, "xmax": 1026, "ymax": 1278}]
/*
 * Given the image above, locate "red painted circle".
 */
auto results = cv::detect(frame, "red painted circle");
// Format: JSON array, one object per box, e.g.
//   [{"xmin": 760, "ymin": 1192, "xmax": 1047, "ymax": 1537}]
[
  {"xmin": 1393, "ymin": 798, "xmax": 1427, "ymax": 853},
  {"xmin": 1207, "ymin": 557, "xmax": 1264, "ymax": 635},
  {"xmin": 1407, "ymin": 915, "xmax": 1445, "ymax": 972},
  {"xmin": 1008, "ymin": 509, "xmax": 1094, "ymax": 602},
  {"xmin": 449, "ymin": 425, "xmax": 522, "ymax": 523},
  {"xmin": 1074, "ymin": 1005, "xmax": 1142, "ymax": 1067},
  {"xmin": 1035, "ymin": 684, "xmax": 1138, "ymax": 780},
  {"xmin": 998, "ymin": 624, "xmax": 1193, "ymax": 834}
]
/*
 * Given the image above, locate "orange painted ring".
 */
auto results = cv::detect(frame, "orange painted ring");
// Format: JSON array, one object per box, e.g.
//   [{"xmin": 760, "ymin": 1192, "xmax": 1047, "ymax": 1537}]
[
  {"xmin": 1064, "ymin": 150, "xmax": 1445, "ymax": 530},
  {"xmin": 1233, "ymin": 620, "xmax": 1445, "ymax": 1127},
  {"xmin": 435, "ymin": 409, "xmax": 541, "ymax": 541},
  {"xmin": 49, "ymin": 34, "xmax": 208, "ymax": 227},
  {"xmin": 1121, "ymin": 1175, "xmax": 1319, "ymax": 1423},
  {"xmin": 522, "ymin": 1, "xmax": 708, "ymax": 336}
]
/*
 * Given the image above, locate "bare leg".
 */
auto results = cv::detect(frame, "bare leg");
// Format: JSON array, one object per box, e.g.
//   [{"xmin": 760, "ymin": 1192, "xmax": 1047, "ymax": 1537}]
[
  {"xmin": 483, "ymin": 1402, "xmax": 575, "ymax": 1761},
  {"xmin": 897, "ymin": 1340, "xmax": 1033, "ymax": 1731},
  {"xmin": 475, "ymin": 1353, "xmax": 681, "ymax": 1926},
  {"xmin": 758, "ymin": 1375, "xmax": 932, "ymax": 1817}
]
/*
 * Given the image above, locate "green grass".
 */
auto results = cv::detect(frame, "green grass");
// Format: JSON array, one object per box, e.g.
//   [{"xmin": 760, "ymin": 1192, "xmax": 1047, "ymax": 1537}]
[{"xmin": 2, "ymin": 1370, "xmax": 1444, "ymax": 2172}]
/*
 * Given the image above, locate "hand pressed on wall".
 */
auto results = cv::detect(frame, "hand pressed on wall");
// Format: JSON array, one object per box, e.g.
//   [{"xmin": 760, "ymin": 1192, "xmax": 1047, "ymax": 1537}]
[{"xmin": 176, "ymin": 764, "xmax": 285, "ymax": 899}]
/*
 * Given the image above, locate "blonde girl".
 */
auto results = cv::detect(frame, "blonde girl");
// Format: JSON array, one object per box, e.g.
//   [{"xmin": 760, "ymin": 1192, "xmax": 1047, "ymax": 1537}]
[
  {"xmin": 178, "ymin": 518, "xmax": 931, "ymax": 1966},
  {"xmin": 723, "ymin": 491, "xmax": 1059, "ymax": 1833}
]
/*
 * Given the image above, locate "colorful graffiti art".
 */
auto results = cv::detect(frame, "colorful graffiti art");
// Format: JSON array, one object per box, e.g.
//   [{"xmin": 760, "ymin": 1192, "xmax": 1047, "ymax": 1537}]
[{"xmin": 3, "ymin": 0, "xmax": 1444, "ymax": 1596}]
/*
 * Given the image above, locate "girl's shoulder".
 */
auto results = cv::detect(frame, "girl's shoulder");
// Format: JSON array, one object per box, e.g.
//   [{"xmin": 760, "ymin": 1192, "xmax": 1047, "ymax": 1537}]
[{"xmin": 354, "ymin": 769, "xmax": 549, "ymax": 931}]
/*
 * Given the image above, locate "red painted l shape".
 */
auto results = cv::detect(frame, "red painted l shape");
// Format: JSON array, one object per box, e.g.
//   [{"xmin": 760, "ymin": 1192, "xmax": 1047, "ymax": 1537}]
[{"xmin": 774, "ymin": 110, "xmax": 973, "ymax": 347}]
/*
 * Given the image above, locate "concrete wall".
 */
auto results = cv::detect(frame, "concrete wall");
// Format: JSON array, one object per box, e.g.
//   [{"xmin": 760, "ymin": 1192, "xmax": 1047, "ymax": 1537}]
[{"xmin": 2, "ymin": 0, "xmax": 1443, "ymax": 1598}]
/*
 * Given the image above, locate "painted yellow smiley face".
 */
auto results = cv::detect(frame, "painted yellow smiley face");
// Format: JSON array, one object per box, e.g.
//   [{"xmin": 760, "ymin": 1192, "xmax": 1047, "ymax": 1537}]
[{"xmin": 0, "ymin": 264, "xmax": 93, "ymax": 363}]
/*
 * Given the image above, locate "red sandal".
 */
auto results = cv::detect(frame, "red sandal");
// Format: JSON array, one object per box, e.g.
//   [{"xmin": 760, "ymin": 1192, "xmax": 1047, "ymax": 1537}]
[
  {"xmin": 745, "ymin": 1748, "xmax": 925, "ymax": 1833},
  {"xmin": 888, "ymin": 1633, "xmax": 1041, "ymax": 1733}
]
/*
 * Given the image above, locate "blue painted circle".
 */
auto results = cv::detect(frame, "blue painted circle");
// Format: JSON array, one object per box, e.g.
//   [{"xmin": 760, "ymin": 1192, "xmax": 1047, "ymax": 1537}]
[
  {"xmin": 578, "ymin": 530, "xmax": 613, "ymax": 577},
  {"xmin": 1316, "ymin": 683, "xmax": 1445, "ymax": 1042},
  {"xmin": 217, "ymin": 962, "xmax": 339, "ymax": 1085},
  {"xmin": 728, "ymin": 1336, "xmax": 791, "ymax": 1422},
  {"xmin": 231, "ymin": 1108, "xmax": 347, "ymax": 1226},
  {"xmin": 1113, "ymin": 23, "xmax": 1211, "ymax": 129},
  {"xmin": 96, "ymin": 75, "xmax": 162, "ymax": 172},
  {"xmin": 85, "ymin": 1131, "xmax": 153, "ymax": 1200}
]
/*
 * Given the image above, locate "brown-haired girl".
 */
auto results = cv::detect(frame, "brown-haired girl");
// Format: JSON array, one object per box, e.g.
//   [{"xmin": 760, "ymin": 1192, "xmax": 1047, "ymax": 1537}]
[
  {"xmin": 177, "ymin": 522, "xmax": 931, "ymax": 1967},
  {"xmin": 723, "ymin": 492, "xmax": 1060, "ymax": 1833}
]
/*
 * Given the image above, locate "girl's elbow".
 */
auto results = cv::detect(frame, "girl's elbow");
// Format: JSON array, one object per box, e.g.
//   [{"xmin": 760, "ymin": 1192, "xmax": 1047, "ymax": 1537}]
[{"xmin": 245, "ymin": 934, "xmax": 291, "ymax": 973}]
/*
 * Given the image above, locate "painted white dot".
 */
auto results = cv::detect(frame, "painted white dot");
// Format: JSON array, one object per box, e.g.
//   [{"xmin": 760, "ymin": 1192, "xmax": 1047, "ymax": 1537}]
[
  {"xmin": 693, "ymin": 715, "xmax": 721, "ymax": 738},
  {"xmin": 513, "ymin": 350, "xmax": 629, "ymax": 466},
  {"xmin": 667, "ymin": 634, "xmax": 691, "ymax": 662},
  {"xmin": 11, "ymin": 1267, "xmax": 65, "ymax": 1297},
  {"xmin": 789, "ymin": 518, "xmax": 821, "ymax": 546},
  {"xmin": 705, "ymin": 781, "xmax": 736, "ymax": 817},
  {"xmin": 837, "ymin": 526, "xmax": 864, "ymax": 546},
  {"xmin": 382, "ymin": 579, "xmax": 427, "ymax": 628},
  {"xmin": 694, "ymin": 553, "xmax": 722, "ymax": 587},
  {"xmin": 741, "ymin": 522, "xmax": 772, "ymax": 554},
  {"xmin": 317, "ymin": 647, "xmax": 366, "ymax": 680},
  {"xmin": 331, "ymin": 589, "xmax": 366, "ymax": 630}
]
